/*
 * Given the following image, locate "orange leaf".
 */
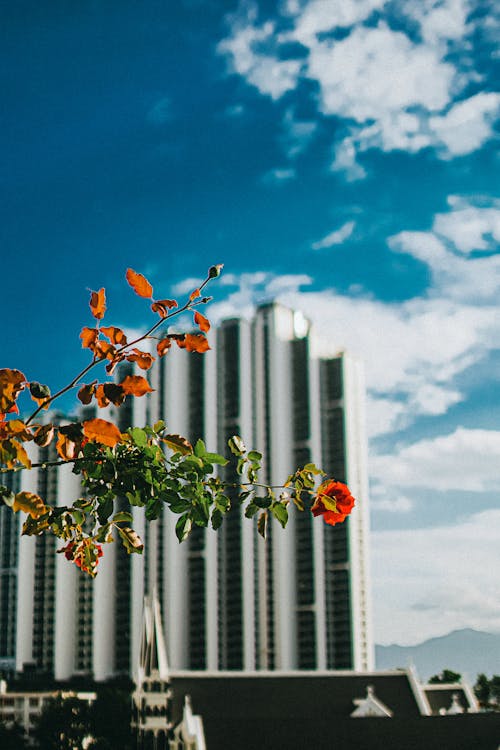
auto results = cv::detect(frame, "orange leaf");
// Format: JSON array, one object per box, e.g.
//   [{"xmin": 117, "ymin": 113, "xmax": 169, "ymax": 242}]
[
  {"xmin": 13, "ymin": 491, "xmax": 46, "ymax": 518},
  {"xmin": 176, "ymin": 333, "xmax": 210, "ymax": 353},
  {"xmin": 194, "ymin": 311, "xmax": 210, "ymax": 333},
  {"xmin": 0, "ymin": 369, "xmax": 26, "ymax": 412},
  {"xmin": 126, "ymin": 268, "xmax": 153, "ymax": 299},
  {"xmin": 83, "ymin": 418, "xmax": 122, "ymax": 447},
  {"xmin": 100, "ymin": 326, "xmax": 128, "ymax": 346},
  {"xmin": 125, "ymin": 348, "xmax": 155, "ymax": 371},
  {"xmin": 151, "ymin": 299, "xmax": 178, "ymax": 318},
  {"xmin": 120, "ymin": 375, "xmax": 154, "ymax": 397},
  {"xmin": 90, "ymin": 288, "xmax": 106, "ymax": 320},
  {"xmin": 80, "ymin": 327, "xmax": 99, "ymax": 350},
  {"xmin": 189, "ymin": 288, "xmax": 201, "ymax": 302},
  {"xmin": 157, "ymin": 337, "xmax": 172, "ymax": 357},
  {"xmin": 93, "ymin": 341, "xmax": 117, "ymax": 361}
]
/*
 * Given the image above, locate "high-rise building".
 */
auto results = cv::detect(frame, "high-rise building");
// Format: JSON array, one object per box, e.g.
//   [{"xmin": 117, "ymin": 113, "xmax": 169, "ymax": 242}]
[
  {"xmin": 142, "ymin": 302, "xmax": 373, "ymax": 673},
  {"xmin": 3, "ymin": 302, "xmax": 373, "ymax": 680}
]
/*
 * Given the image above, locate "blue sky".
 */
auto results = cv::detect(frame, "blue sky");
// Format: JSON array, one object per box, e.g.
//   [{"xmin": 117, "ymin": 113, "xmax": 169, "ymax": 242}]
[{"xmin": 2, "ymin": 0, "xmax": 499, "ymax": 647}]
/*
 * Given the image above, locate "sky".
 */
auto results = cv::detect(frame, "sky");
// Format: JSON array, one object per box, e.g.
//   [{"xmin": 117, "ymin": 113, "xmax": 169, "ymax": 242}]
[{"xmin": 2, "ymin": 0, "xmax": 499, "ymax": 647}]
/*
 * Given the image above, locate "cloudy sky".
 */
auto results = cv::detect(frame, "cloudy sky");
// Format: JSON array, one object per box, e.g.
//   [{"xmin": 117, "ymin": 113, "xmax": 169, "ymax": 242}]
[{"xmin": 2, "ymin": 1, "xmax": 499, "ymax": 647}]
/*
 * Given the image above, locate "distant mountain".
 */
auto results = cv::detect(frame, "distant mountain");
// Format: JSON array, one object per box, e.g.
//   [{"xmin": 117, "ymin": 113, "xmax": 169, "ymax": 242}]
[{"xmin": 375, "ymin": 628, "xmax": 500, "ymax": 682}]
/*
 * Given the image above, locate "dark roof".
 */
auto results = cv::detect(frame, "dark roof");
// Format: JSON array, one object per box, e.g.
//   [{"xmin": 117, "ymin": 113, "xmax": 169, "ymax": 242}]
[
  {"xmin": 169, "ymin": 671, "xmax": 500, "ymax": 750},
  {"xmin": 170, "ymin": 670, "xmax": 423, "ymax": 721}
]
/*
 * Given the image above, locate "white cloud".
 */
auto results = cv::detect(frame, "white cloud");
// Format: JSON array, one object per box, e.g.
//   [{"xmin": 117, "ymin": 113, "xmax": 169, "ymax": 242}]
[
  {"xmin": 434, "ymin": 195, "xmax": 500, "ymax": 253},
  {"xmin": 218, "ymin": 2, "xmax": 499, "ymax": 176},
  {"xmin": 306, "ymin": 23, "xmax": 453, "ymax": 121},
  {"xmin": 311, "ymin": 220, "xmax": 355, "ymax": 249},
  {"xmin": 371, "ymin": 427, "xmax": 500, "ymax": 492},
  {"xmin": 429, "ymin": 92, "xmax": 500, "ymax": 156},
  {"xmin": 390, "ymin": 197, "xmax": 500, "ymax": 302},
  {"xmin": 217, "ymin": 13, "xmax": 302, "ymax": 100},
  {"xmin": 372, "ymin": 510, "xmax": 500, "ymax": 644}
]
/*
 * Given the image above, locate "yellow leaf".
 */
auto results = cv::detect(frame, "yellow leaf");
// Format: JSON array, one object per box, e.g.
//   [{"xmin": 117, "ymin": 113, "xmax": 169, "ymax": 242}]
[{"xmin": 13, "ymin": 491, "xmax": 46, "ymax": 518}]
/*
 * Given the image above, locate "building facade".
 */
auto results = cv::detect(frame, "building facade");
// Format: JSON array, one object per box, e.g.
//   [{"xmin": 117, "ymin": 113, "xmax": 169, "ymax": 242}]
[{"xmin": 2, "ymin": 302, "xmax": 373, "ymax": 680}]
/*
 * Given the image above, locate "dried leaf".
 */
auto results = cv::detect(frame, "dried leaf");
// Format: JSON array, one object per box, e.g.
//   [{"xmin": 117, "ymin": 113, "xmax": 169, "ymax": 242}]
[
  {"xmin": 126, "ymin": 268, "xmax": 153, "ymax": 299},
  {"xmin": 120, "ymin": 375, "xmax": 154, "ymax": 397},
  {"xmin": 78, "ymin": 382, "xmax": 97, "ymax": 405},
  {"xmin": 125, "ymin": 348, "xmax": 155, "ymax": 371},
  {"xmin": 56, "ymin": 432, "xmax": 79, "ymax": 460},
  {"xmin": 13, "ymin": 491, "xmax": 46, "ymax": 518},
  {"xmin": 95, "ymin": 383, "xmax": 125, "ymax": 408},
  {"xmin": 163, "ymin": 433, "xmax": 193, "ymax": 455},
  {"xmin": 29, "ymin": 381, "xmax": 51, "ymax": 409},
  {"xmin": 90, "ymin": 288, "xmax": 106, "ymax": 320},
  {"xmin": 100, "ymin": 326, "xmax": 128, "ymax": 346},
  {"xmin": 83, "ymin": 418, "xmax": 122, "ymax": 447},
  {"xmin": 189, "ymin": 288, "xmax": 201, "ymax": 302},
  {"xmin": 194, "ymin": 311, "xmax": 210, "ymax": 333},
  {"xmin": 33, "ymin": 423, "xmax": 55, "ymax": 448},
  {"xmin": 157, "ymin": 337, "xmax": 172, "ymax": 357},
  {"xmin": 151, "ymin": 299, "xmax": 178, "ymax": 318},
  {"xmin": 117, "ymin": 526, "xmax": 144, "ymax": 554}
]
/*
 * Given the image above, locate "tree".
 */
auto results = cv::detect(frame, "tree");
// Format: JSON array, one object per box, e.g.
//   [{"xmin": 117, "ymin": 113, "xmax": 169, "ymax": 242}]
[
  {"xmin": 0, "ymin": 722, "xmax": 29, "ymax": 750},
  {"xmin": 474, "ymin": 673, "xmax": 490, "ymax": 707},
  {"xmin": 428, "ymin": 669, "xmax": 461, "ymax": 684},
  {"xmin": 474, "ymin": 673, "xmax": 500, "ymax": 711},
  {"xmin": 31, "ymin": 695, "xmax": 94, "ymax": 750},
  {"xmin": 0, "ymin": 266, "xmax": 355, "ymax": 576}
]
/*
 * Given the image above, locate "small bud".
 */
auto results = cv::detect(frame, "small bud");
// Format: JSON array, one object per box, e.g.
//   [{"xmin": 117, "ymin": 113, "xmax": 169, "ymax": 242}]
[
  {"xmin": 200, "ymin": 296, "xmax": 212, "ymax": 304},
  {"xmin": 208, "ymin": 264, "xmax": 223, "ymax": 279}
]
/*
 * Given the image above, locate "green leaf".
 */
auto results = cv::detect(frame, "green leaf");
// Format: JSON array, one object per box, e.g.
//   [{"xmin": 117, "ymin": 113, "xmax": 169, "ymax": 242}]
[
  {"xmin": 130, "ymin": 427, "xmax": 148, "ymax": 447},
  {"xmin": 211, "ymin": 508, "xmax": 223, "ymax": 530},
  {"xmin": 204, "ymin": 452, "xmax": 229, "ymax": 466},
  {"xmin": 112, "ymin": 511, "xmax": 133, "ymax": 524},
  {"xmin": 247, "ymin": 450, "xmax": 262, "ymax": 462},
  {"xmin": 153, "ymin": 420, "xmax": 165, "ymax": 433},
  {"xmin": 126, "ymin": 490, "xmax": 144, "ymax": 507},
  {"xmin": 97, "ymin": 497, "xmax": 113, "ymax": 524},
  {"xmin": 176, "ymin": 514, "xmax": 192, "ymax": 543},
  {"xmin": 228, "ymin": 435, "xmax": 246, "ymax": 456},
  {"xmin": 95, "ymin": 523, "xmax": 112, "ymax": 543},
  {"xmin": 271, "ymin": 502, "xmax": 288, "ymax": 529},
  {"xmin": 70, "ymin": 509, "xmax": 85, "ymax": 525},
  {"xmin": 194, "ymin": 438, "xmax": 206, "ymax": 457},
  {"xmin": 244, "ymin": 503, "xmax": 259, "ymax": 518},
  {"xmin": 304, "ymin": 462, "xmax": 323, "ymax": 475}
]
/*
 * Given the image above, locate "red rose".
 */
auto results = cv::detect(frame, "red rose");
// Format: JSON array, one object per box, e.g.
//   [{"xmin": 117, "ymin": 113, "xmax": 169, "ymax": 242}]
[{"xmin": 311, "ymin": 480, "xmax": 355, "ymax": 526}]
